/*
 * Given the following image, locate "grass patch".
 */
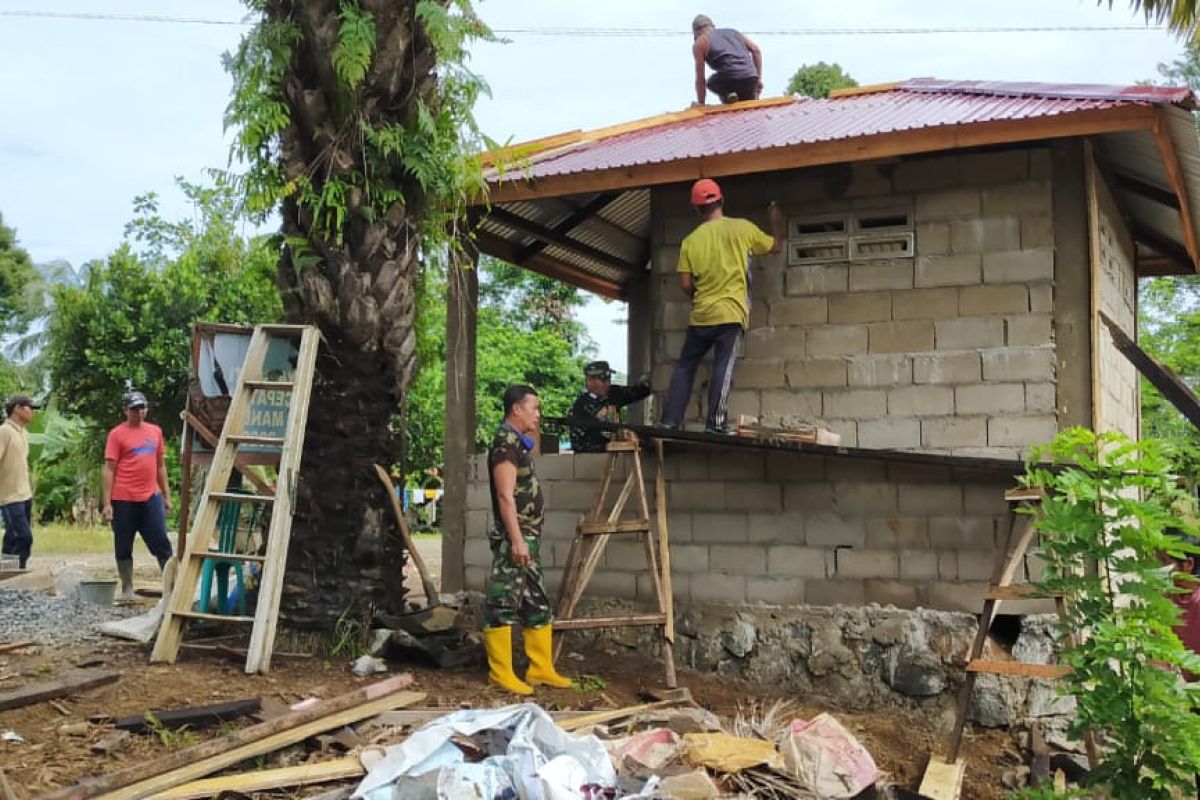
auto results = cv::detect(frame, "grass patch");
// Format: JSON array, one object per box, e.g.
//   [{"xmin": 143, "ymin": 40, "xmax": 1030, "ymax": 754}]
[{"xmin": 34, "ymin": 522, "xmax": 113, "ymax": 554}]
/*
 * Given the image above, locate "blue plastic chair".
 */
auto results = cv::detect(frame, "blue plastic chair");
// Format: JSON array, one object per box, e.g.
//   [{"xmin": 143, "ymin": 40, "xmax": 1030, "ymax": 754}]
[{"xmin": 197, "ymin": 493, "xmax": 258, "ymax": 615}]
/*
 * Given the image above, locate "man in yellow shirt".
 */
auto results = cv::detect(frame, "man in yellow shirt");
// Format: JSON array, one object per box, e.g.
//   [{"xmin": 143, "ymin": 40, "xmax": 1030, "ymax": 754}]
[
  {"xmin": 0, "ymin": 394, "xmax": 38, "ymax": 569},
  {"xmin": 660, "ymin": 179, "xmax": 783, "ymax": 433}
]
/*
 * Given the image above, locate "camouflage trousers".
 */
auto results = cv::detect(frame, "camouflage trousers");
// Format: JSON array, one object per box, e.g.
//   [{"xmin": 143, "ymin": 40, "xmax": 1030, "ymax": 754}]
[{"xmin": 483, "ymin": 530, "xmax": 553, "ymax": 628}]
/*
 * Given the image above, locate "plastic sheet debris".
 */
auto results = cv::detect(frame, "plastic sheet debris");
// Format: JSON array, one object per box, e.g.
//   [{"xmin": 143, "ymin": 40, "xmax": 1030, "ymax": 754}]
[
  {"xmin": 681, "ymin": 732, "xmax": 779, "ymax": 773},
  {"xmin": 1, "ymin": 730, "xmax": 24, "ymax": 743},
  {"xmin": 605, "ymin": 728, "xmax": 681, "ymax": 777},
  {"xmin": 653, "ymin": 769, "xmax": 720, "ymax": 799},
  {"xmin": 351, "ymin": 655, "xmax": 389, "ymax": 676},
  {"xmin": 354, "ymin": 703, "xmax": 616, "ymax": 800},
  {"xmin": 99, "ymin": 558, "xmax": 177, "ymax": 643},
  {"xmin": 779, "ymin": 713, "xmax": 878, "ymax": 798}
]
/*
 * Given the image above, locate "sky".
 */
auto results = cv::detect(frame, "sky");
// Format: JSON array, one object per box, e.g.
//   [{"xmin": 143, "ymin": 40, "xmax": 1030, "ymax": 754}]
[{"xmin": 0, "ymin": 0, "xmax": 1189, "ymax": 373}]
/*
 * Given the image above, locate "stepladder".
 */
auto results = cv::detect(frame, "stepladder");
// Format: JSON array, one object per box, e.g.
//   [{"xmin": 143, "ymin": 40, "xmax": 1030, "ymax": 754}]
[
  {"xmin": 553, "ymin": 432, "xmax": 677, "ymax": 688},
  {"xmin": 931, "ymin": 486, "xmax": 1097, "ymax": 790},
  {"xmin": 151, "ymin": 324, "xmax": 320, "ymax": 674}
]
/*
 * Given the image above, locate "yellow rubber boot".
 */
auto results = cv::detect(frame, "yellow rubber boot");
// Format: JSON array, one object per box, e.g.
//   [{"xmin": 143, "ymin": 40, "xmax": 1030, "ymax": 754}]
[
  {"xmin": 483, "ymin": 626, "xmax": 533, "ymax": 695},
  {"xmin": 523, "ymin": 624, "xmax": 574, "ymax": 688}
]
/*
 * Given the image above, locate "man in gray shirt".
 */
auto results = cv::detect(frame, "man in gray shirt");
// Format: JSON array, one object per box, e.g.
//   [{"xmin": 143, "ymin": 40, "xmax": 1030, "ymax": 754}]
[{"xmin": 692, "ymin": 14, "xmax": 763, "ymax": 105}]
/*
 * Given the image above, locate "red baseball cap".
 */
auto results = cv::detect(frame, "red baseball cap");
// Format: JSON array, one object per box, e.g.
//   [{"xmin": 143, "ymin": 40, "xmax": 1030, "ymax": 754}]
[{"xmin": 690, "ymin": 178, "xmax": 722, "ymax": 206}]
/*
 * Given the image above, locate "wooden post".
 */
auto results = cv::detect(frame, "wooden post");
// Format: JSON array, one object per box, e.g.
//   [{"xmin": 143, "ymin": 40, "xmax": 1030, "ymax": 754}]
[
  {"xmin": 178, "ymin": 328, "xmax": 203, "ymax": 555},
  {"xmin": 441, "ymin": 246, "xmax": 478, "ymax": 593}
]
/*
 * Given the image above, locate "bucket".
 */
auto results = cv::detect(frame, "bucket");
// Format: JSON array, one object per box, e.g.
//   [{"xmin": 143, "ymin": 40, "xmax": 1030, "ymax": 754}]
[{"xmin": 79, "ymin": 579, "xmax": 117, "ymax": 606}]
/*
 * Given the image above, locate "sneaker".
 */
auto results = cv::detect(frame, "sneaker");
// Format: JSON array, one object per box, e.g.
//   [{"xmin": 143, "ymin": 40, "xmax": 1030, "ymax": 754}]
[
  {"xmin": 724, "ymin": 92, "xmax": 740, "ymax": 104},
  {"xmin": 704, "ymin": 423, "xmax": 734, "ymax": 436},
  {"xmin": 653, "ymin": 421, "xmax": 680, "ymax": 431}
]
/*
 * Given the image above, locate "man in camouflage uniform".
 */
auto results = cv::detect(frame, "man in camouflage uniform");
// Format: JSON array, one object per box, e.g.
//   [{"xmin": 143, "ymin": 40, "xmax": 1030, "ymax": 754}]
[
  {"xmin": 483, "ymin": 384, "xmax": 573, "ymax": 694},
  {"xmin": 568, "ymin": 361, "xmax": 651, "ymax": 453}
]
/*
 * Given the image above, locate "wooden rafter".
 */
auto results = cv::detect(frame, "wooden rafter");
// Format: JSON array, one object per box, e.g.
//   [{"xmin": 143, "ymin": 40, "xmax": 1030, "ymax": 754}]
[
  {"xmin": 1152, "ymin": 107, "xmax": 1200, "ymax": 270},
  {"xmin": 487, "ymin": 207, "xmax": 636, "ymax": 274},
  {"xmin": 483, "ymin": 104, "xmax": 1157, "ymax": 204},
  {"xmin": 1132, "ymin": 223, "xmax": 1194, "ymax": 270},
  {"xmin": 474, "ymin": 229, "xmax": 623, "ymax": 299},
  {"xmin": 1112, "ymin": 170, "xmax": 1180, "ymax": 209},
  {"xmin": 516, "ymin": 191, "xmax": 621, "ymax": 261}
]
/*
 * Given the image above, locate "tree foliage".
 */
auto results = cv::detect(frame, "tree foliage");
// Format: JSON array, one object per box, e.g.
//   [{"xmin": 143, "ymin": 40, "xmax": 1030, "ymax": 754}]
[
  {"xmin": 0, "ymin": 212, "xmax": 39, "ymax": 339},
  {"xmin": 1101, "ymin": 0, "xmax": 1200, "ymax": 37},
  {"xmin": 785, "ymin": 61, "xmax": 858, "ymax": 99},
  {"xmin": 1019, "ymin": 429, "xmax": 1200, "ymax": 799}
]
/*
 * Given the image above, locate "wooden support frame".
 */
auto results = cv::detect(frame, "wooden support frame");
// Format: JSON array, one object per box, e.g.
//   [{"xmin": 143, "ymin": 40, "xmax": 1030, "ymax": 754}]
[
  {"xmin": 1153, "ymin": 108, "xmax": 1200, "ymax": 270},
  {"xmin": 1100, "ymin": 310, "xmax": 1200, "ymax": 430},
  {"xmin": 474, "ymin": 230, "xmax": 624, "ymax": 300}
]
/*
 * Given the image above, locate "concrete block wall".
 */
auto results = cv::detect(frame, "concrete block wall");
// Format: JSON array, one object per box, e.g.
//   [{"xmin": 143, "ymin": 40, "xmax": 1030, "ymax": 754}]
[
  {"xmin": 1090, "ymin": 162, "xmax": 1139, "ymax": 438},
  {"xmin": 463, "ymin": 448, "xmax": 1035, "ymax": 614},
  {"xmin": 648, "ymin": 147, "xmax": 1059, "ymax": 460}
]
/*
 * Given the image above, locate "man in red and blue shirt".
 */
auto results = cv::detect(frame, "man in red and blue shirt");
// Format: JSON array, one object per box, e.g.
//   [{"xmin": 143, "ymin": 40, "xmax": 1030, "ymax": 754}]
[{"xmin": 102, "ymin": 391, "xmax": 173, "ymax": 600}]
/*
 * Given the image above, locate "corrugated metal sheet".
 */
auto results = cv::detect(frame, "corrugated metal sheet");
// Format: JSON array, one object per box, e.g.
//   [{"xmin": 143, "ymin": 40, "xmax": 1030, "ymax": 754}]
[{"xmin": 493, "ymin": 80, "xmax": 1193, "ymax": 183}]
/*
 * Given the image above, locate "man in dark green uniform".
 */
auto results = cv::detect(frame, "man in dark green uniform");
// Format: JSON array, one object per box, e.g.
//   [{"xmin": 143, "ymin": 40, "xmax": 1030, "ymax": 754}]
[
  {"xmin": 483, "ymin": 384, "xmax": 573, "ymax": 694},
  {"xmin": 567, "ymin": 361, "xmax": 651, "ymax": 453}
]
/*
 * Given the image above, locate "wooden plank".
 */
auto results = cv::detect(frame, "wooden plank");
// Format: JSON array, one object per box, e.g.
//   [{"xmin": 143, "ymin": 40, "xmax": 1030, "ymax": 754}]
[
  {"xmin": 553, "ymin": 613, "xmax": 667, "ymax": 631},
  {"xmin": 482, "ymin": 104, "xmax": 1157, "ymax": 204},
  {"xmin": 179, "ymin": 644, "xmax": 311, "ymax": 662},
  {"xmin": 655, "ymin": 439, "xmax": 677, "ymax": 689},
  {"xmin": 113, "ymin": 698, "xmax": 261, "ymax": 733},
  {"xmin": 577, "ymin": 520, "xmax": 650, "ymax": 535},
  {"xmin": 151, "ymin": 757, "xmax": 363, "ymax": 800},
  {"xmin": 473, "ymin": 230, "xmax": 624, "ymax": 300},
  {"xmin": 0, "ymin": 670, "xmax": 119, "ymax": 712},
  {"xmin": 241, "ymin": 380, "xmax": 294, "ymax": 391},
  {"xmin": 1099, "ymin": 310, "xmax": 1200, "ymax": 431},
  {"xmin": 182, "ymin": 412, "xmax": 275, "ymax": 497},
  {"xmin": 0, "ymin": 767, "xmax": 21, "ymax": 800},
  {"xmin": 985, "ymin": 585, "xmax": 1044, "ymax": 600},
  {"xmin": 186, "ymin": 552, "xmax": 265, "ymax": 564},
  {"xmin": 558, "ymin": 699, "xmax": 691, "ymax": 732},
  {"xmin": 1003, "ymin": 487, "xmax": 1043, "ymax": 502},
  {"xmin": 966, "ymin": 660, "xmax": 1071, "ymax": 678},
  {"xmin": 226, "ymin": 435, "xmax": 286, "ymax": 448},
  {"xmin": 918, "ymin": 755, "xmax": 965, "ymax": 800},
  {"xmin": 374, "ymin": 464, "xmax": 439, "ymax": 602},
  {"xmin": 207, "ymin": 491, "xmax": 272, "ymax": 503},
  {"xmin": 0, "ymin": 640, "xmax": 34, "ymax": 653},
  {"xmin": 43, "ymin": 675, "xmax": 418, "ymax": 800},
  {"xmin": 1153, "ymin": 110, "xmax": 1200, "ymax": 269},
  {"xmin": 488, "ymin": 208, "xmax": 636, "ymax": 274},
  {"xmin": 170, "ymin": 610, "xmax": 255, "ymax": 624}
]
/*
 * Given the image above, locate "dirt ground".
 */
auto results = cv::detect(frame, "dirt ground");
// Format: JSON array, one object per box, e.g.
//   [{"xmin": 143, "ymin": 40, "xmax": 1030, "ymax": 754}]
[{"xmin": 0, "ymin": 633, "xmax": 1018, "ymax": 798}]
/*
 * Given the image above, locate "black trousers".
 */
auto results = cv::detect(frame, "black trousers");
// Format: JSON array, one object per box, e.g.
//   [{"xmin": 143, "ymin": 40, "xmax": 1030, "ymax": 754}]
[
  {"xmin": 661, "ymin": 323, "xmax": 743, "ymax": 431},
  {"xmin": 707, "ymin": 73, "xmax": 758, "ymax": 103}
]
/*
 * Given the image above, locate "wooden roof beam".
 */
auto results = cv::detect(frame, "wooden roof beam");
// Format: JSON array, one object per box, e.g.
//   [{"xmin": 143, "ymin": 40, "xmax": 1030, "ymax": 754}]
[
  {"xmin": 487, "ymin": 207, "xmax": 637, "ymax": 275},
  {"xmin": 1133, "ymin": 223, "xmax": 1193, "ymax": 268},
  {"xmin": 1152, "ymin": 107, "xmax": 1200, "ymax": 271},
  {"xmin": 474, "ymin": 230, "xmax": 624, "ymax": 300},
  {"xmin": 516, "ymin": 191, "xmax": 622, "ymax": 262},
  {"xmin": 1111, "ymin": 170, "xmax": 1180, "ymax": 209}
]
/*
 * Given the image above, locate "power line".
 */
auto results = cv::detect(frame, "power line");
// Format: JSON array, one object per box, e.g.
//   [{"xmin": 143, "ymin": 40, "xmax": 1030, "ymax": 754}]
[{"xmin": 0, "ymin": 10, "xmax": 1170, "ymax": 36}]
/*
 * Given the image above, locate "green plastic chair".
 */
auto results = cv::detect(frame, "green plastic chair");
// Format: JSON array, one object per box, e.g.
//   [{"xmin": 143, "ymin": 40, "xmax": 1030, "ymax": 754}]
[{"xmin": 197, "ymin": 492, "xmax": 259, "ymax": 615}]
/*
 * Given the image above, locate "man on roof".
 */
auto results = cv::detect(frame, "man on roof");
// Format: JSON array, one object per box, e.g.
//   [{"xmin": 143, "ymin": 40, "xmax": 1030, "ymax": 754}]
[
  {"xmin": 660, "ymin": 178, "xmax": 784, "ymax": 434},
  {"xmin": 692, "ymin": 14, "xmax": 763, "ymax": 105}
]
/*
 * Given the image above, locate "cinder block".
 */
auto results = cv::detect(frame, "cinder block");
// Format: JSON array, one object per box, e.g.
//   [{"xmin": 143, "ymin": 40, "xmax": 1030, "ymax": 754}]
[
  {"xmin": 1006, "ymin": 314, "xmax": 1053, "ymax": 346},
  {"xmin": 750, "ymin": 303, "xmax": 768, "ymax": 328},
  {"xmin": 768, "ymin": 296, "xmax": 828, "ymax": 326},
  {"xmin": 825, "ymin": 457, "xmax": 887, "ymax": 482},
  {"xmin": 724, "ymin": 483, "xmax": 784, "ymax": 512},
  {"xmin": 964, "ymin": 484, "xmax": 1011, "ymax": 514},
  {"xmin": 1025, "ymin": 382, "xmax": 1056, "ymax": 412},
  {"xmin": 586, "ymin": 570, "xmax": 637, "ymax": 599},
  {"xmin": 748, "ymin": 577, "xmax": 806, "ymax": 605},
  {"xmin": 785, "ymin": 264, "xmax": 849, "ymax": 296},
  {"xmin": 867, "ymin": 517, "xmax": 930, "ymax": 548},
  {"xmin": 1029, "ymin": 147, "xmax": 1052, "ymax": 179},
  {"xmin": 668, "ymin": 481, "xmax": 729, "ymax": 511},
  {"xmin": 1020, "ymin": 215, "xmax": 1054, "ymax": 249},
  {"xmin": 833, "ymin": 481, "xmax": 899, "ymax": 513},
  {"xmin": 893, "ymin": 154, "xmax": 963, "ymax": 192},
  {"xmin": 929, "ymin": 516, "xmax": 996, "ymax": 549},
  {"xmin": 935, "ymin": 317, "xmax": 1005, "ymax": 350},
  {"xmin": 959, "ymin": 285, "xmax": 1029, "ymax": 316},
  {"xmin": 661, "ymin": 301, "xmax": 692, "ymax": 331},
  {"xmin": 988, "ymin": 415, "xmax": 1058, "ymax": 447},
  {"xmin": 658, "ymin": 273, "xmax": 689, "ymax": 304},
  {"xmin": 962, "ymin": 149, "xmax": 1029, "ymax": 184},
  {"xmin": 864, "ymin": 580, "xmax": 920, "ymax": 608},
  {"xmin": 956, "ymin": 383, "xmax": 1025, "ymax": 415},
  {"xmin": 663, "ymin": 217, "xmax": 696, "ymax": 246},
  {"xmin": 937, "ymin": 551, "xmax": 958, "ymax": 580},
  {"xmin": 898, "ymin": 482, "xmax": 964, "ymax": 514},
  {"xmin": 886, "ymin": 461, "xmax": 952, "ymax": 483},
  {"xmin": 761, "ymin": 389, "xmax": 823, "ymax": 421},
  {"xmin": 956, "ymin": 550, "xmax": 994, "ymax": 581},
  {"xmin": 915, "ymin": 188, "xmax": 982, "ymax": 221},
  {"xmin": 748, "ymin": 511, "xmax": 804, "ymax": 543},
  {"xmin": 466, "ymin": 481, "xmax": 491, "ymax": 511},
  {"xmin": 711, "ymin": 544, "xmax": 767, "ymax": 574},
  {"xmin": 691, "ymin": 573, "xmax": 748, "ymax": 605},
  {"xmin": 464, "ymin": 565, "xmax": 489, "ymax": 591},
  {"xmin": 728, "ymin": 390, "xmax": 762, "ymax": 419},
  {"xmin": 899, "ymin": 550, "xmax": 939, "ymax": 580},
  {"xmin": 537, "ymin": 454, "xmax": 574, "ymax": 480},
  {"xmin": 805, "ymin": 578, "xmax": 866, "ymax": 606},
  {"xmin": 981, "ymin": 347, "xmax": 1055, "ymax": 381},
  {"xmin": 745, "ymin": 328, "xmax": 805, "ymax": 360},
  {"xmin": 805, "ymin": 514, "xmax": 867, "ymax": 547},
  {"xmin": 668, "ymin": 453, "xmax": 708, "ymax": 481},
  {"xmin": 837, "ymin": 549, "xmax": 899, "ymax": 579},
  {"xmin": 543, "ymin": 481, "xmax": 600, "ymax": 512},
  {"xmin": 949, "ymin": 218, "xmax": 1021, "ymax": 253},
  {"xmin": 544, "ymin": 511, "xmax": 581, "ymax": 540},
  {"xmin": 766, "ymin": 453, "xmax": 826, "ymax": 482},
  {"xmin": 913, "ymin": 352, "xmax": 981, "ymax": 384},
  {"xmin": 691, "ymin": 512, "xmax": 749, "ymax": 543},
  {"xmin": 869, "ymin": 321, "xmax": 935, "ymax": 354},
  {"xmin": 952, "ymin": 446, "xmax": 1023, "ymax": 460},
  {"xmin": 635, "ymin": 572, "xmax": 689, "ymax": 604},
  {"xmin": 926, "ymin": 581, "xmax": 988, "ymax": 613},
  {"xmin": 821, "ymin": 419, "xmax": 859, "ymax": 447},
  {"xmin": 823, "ymin": 388, "xmax": 886, "ymax": 418},
  {"xmin": 786, "ymin": 358, "xmax": 848, "ymax": 388},
  {"xmin": 829, "ymin": 291, "xmax": 892, "ymax": 323},
  {"xmin": 752, "ymin": 264, "xmax": 785, "ymax": 301},
  {"xmin": 652, "ymin": 245, "xmax": 681, "ymax": 273},
  {"xmin": 656, "ymin": 330, "xmax": 687, "ymax": 361},
  {"xmin": 922, "ymin": 416, "xmax": 988, "ymax": 449},
  {"xmin": 605, "ymin": 541, "xmax": 649, "ymax": 571},
  {"xmin": 847, "ymin": 354, "xmax": 912, "ymax": 387},
  {"xmin": 767, "ymin": 544, "xmax": 829, "ymax": 577},
  {"xmin": 981, "ymin": 181, "xmax": 1052, "ymax": 217},
  {"xmin": 892, "ymin": 288, "xmax": 959, "ymax": 321},
  {"xmin": 916, "ymin": 222, "xmax": 952, "ymax": 256},
  {"xmin": 784, "ymin": 483, "xmax": 836, "ymax": 512},
  {"xmin": 916, "ymin": 254, "xmax": 982, "ymax": 287},
  {"xmin": 847, "ymin": 261, "xmax": 914, "ymax": 292},
  {"xmin": 858, "ymin": 417, "xmax": 921, "ymax": 449},
  {"xmin": 713, "ymin": 451, "xmax": 767, "ymax": 481},
  {"xmin": 983, "ymin": 249, "xmax": 1054, "ymax": 284},
  {"xmin": 735, "ymin": 359, "xmax": 787, "ymax": 389},
  {"xmin": 572, "ymin": 454, "xmax": 613, "ymax": 481},
  {"xmin": 888, "ymin": 385, "xmax": 954, "ymax": 417},
  {"xmin": 807, "ymin": 325, "xmax": 869, "ymax": 357},
  {"xmin": 1029, "ymin": 284, "xmax": 1053, "ymax": 313},
  {"xmin": 847, "ymin": 161, "xmax": 894, "ymax": 196},
  {"xmin": 465, "ymin": 536, "xmax": 492, "ymax": 568}
]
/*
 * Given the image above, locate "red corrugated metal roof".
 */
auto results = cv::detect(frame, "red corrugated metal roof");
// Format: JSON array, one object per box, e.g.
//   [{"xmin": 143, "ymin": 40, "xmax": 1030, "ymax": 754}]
[{"xmin": 491, "ymin": 79, "xmax": 1194, "ymax": 184}]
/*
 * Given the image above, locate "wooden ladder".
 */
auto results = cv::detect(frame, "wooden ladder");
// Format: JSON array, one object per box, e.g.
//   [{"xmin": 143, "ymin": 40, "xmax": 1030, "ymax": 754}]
[
  {"xmin": 151, "ymin": 324, "xmax": 320, "ymax": 674},
  {"xmin": 553, "ymin": 433, "xmax": 677, "ymax": 688},
  {"xmin": 926, "ymin": 486, "xmax": 1096, "ymax": 796}
]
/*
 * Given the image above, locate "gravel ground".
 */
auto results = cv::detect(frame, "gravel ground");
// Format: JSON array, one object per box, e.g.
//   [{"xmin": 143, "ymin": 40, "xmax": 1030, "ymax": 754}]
[{"xmin": 0, "ymin": 588, "xmax": 143, "ymax": 646}]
